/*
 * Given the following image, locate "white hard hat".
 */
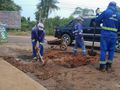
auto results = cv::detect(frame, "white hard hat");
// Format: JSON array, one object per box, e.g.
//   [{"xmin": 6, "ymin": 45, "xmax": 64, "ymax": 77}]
[{"xmin": 37, "ymin": 22, "xmax": 44, "ymax": 30}]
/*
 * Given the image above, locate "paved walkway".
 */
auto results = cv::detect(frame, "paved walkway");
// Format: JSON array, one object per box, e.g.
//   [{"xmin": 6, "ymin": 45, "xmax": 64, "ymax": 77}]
[{"xmin": 0, "ymin": 58, "xmax": 47, "ymax": 90}]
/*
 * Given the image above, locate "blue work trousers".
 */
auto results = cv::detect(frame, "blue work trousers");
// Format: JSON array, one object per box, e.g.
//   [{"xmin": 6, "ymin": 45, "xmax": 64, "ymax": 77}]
[
  {"xmin": 73, "ymin": 36, "xmax": 86, "ymax": 56},
  {"xmin": 32, "ymin": 41, "xmax": 44, "ymax": 58},
  {"xmin": 100, "ymin": 36, "xmax": 116, "ymax": 67}
]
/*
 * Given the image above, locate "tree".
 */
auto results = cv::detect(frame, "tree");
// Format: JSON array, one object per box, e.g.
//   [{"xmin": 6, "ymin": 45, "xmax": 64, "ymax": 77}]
[
  {"xmin": 71, "ymin": 7, "xmax": 94, "ymax": 17},
  {"xmin": 35, "ymin": 0, "xmax": 59, "ymax": 21},
  {"xmin": 44, "ymin": 16, "xmax": 74, "ymax": 35},
  {"xmin": 82, "ymin": 8, "xmax": 94, "ymax": 16},
  {"xmin": 71, "ymin": 7, "xmax": 83, "ymax": 16},
  {"xmin": 0, "ymin": 0, "xmax": 21, "ymax": 11},
  {"xmin": 21, "ymin": 16, "xmax": 36, "ymax": 31}
]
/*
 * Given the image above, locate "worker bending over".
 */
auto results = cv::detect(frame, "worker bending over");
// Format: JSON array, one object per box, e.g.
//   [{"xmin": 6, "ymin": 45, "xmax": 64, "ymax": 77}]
[{"xmin": 31, "ymin": 20, "xmax": 45, "ymax": 63}]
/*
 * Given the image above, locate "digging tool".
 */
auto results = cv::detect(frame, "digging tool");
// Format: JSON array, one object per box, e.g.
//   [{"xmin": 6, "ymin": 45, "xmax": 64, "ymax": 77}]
[
  {"xmin": 35, "ymin": 47, "xmax": 45, "ymax": 65},
  {"xmin": 88, "ymin": 22, "xmax": 97, "ymax": 56}
]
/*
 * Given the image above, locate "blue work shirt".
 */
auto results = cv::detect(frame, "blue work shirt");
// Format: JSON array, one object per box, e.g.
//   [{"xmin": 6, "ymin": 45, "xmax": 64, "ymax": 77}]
[
  {"xmin": 31, "ymin": 26, "xmax": 45, "ymax": 42},
  {"xmin": 95, "ymin": 2, "xmax": 120, "ymax": 38}
]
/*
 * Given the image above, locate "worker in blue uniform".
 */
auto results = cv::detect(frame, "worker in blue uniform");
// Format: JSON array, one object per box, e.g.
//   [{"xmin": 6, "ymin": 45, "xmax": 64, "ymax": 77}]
[
  {"xmin": 95, "ymin": 1, "xmax": 120, "ymax": 72},
  {"xmin": 73, "ymin": 17, "xmax": 87, "ymax": 56},
  {"xmin": 31, "ymin": 21, "xmax": 45, "ymax": 62}
]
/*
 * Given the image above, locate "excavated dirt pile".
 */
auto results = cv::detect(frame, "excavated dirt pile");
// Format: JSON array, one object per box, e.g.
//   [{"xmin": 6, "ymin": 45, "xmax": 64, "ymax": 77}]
[
  {"xmin": 3, "ymin": 56, "xmax": 56, "ymax": 80},
  {"xmin": 2, "ymin": 49, "xmax": 100, "ymax": 80},
  {"xmin": 44, "ymin": 49, "xmax": 99, "ymax": 68}
]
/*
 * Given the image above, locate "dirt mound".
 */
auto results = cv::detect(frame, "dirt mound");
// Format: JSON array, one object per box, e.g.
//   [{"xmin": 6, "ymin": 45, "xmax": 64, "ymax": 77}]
[
  {"xmin": 44, "ymin": 50, "xmax": 99, "ymax": 68},
  {"xmin": 3, "ymin": 56, "xmax": 56, "ymax": 80}
]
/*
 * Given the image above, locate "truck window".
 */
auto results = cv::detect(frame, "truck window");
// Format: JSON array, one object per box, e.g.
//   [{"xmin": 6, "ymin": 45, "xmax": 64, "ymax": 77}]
[
  {"xmin": 90, "ymin": 18, "xmax": 100, "ymax": 27},
  {"xmin": 82, "ymin": 18, "xmax": 91, "ymax": 28},
  {"xmin": 67, "ymin": 20, "xmax": 75, "ymax": 27}
]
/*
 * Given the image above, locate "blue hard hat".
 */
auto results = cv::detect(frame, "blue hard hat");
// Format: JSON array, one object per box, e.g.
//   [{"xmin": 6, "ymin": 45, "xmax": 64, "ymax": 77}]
[{"xmin": 109, "ymin": 1, "xmax": 116, "ymax": 7}]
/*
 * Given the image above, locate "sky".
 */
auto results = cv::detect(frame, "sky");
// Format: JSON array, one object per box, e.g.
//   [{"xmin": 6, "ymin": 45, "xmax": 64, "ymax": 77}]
[{"xmin": 14, "ymin": 0, "xmax": 120, "ymax": 21}]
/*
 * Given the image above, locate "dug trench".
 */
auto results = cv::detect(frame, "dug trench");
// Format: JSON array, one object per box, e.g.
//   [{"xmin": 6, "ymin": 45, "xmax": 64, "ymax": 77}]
[{"xmin": 0, "ymin": 48, "xmax": 120, "ymax": 90}]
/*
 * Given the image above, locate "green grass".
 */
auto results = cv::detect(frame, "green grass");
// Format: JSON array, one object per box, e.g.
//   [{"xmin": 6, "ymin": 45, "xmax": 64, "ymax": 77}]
[{"xmin": 8, "ymin": 28, "xmax": 55, "ymax": 36}]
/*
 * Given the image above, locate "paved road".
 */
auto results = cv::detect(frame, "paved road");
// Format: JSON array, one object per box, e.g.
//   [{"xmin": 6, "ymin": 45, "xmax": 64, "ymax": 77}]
[
  {"xmin": 8, "ymin": 36, "xmax": 31, "ymax": 45},
  {"xmin": 8, "ymin": 35, "xmax": 100, "ymax": 46}
]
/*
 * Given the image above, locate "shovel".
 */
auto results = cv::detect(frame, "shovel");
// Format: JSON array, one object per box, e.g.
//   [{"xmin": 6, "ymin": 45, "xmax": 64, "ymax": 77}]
[
  {"xmin": 35, "ymin": 47, "xmax": 46, "ymax": 65},
  {"xmin": 88, "ymin": 23, "xmax": 97, "ymax": 56}
]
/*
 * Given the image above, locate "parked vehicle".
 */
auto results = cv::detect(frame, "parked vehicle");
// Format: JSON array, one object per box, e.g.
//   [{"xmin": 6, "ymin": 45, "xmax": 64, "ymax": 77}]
[{"xmin": 54, "ymin": 17, "xmax": 120, "ymax": 52}]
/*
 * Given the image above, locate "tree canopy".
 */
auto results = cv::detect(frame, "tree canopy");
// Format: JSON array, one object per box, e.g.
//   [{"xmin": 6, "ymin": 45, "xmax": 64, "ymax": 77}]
[
  {"xmin": 0, "ymin": 0, "xmax": 21, "ymax": 11},
  {"xmin": 72, "ymin": 7, "xmax": 94, "ymax": 17},
  {"xmin": 35, "ymin": 0, "xmax": 59, "ymax": 21}
]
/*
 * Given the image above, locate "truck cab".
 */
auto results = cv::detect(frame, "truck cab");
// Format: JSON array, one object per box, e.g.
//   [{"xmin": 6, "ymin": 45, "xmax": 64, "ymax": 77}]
[{"xmin": 54, "ymin": 17, "xmax": 120, "ymax": 52}]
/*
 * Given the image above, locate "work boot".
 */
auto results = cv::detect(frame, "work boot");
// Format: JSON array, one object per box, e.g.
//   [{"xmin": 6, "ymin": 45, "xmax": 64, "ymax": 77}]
[
  {"xmin": 98, "ymin": 64, "xmax": 106, "ymax": 72},
  {"xmin": 32, "ymin": 57, "xmax": 37, "ymax": 62},
  {"xmin": 82, "ymin": 51, "xmax": 87, "ymax": 56},
  {"xmin": 106, "ymin": 63, "xmax": 113, "ymax": 72}
]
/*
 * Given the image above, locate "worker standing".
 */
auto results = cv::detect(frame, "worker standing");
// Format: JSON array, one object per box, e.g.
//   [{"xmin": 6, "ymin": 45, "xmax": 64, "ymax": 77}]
[
  {"xmin": 95, "ymin": 1, "xmax": 120, "ymax": 72},
  {"xmin": 73, "ymin": 16, "xmax": 87, "ymax": 56},
  {"xmin": 31, "ymin": 20, "xmax": 45, "ymax": 64}
]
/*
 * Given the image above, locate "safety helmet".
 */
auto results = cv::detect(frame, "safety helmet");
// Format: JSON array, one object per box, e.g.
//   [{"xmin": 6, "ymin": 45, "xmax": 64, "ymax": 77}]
[
  {"xmin": 109, "ymin": 1, "xmax": 116, "ymax": 7},
  {"xmin": 37, "ymin": 22, "xmax": 44, "ymax": 30}
]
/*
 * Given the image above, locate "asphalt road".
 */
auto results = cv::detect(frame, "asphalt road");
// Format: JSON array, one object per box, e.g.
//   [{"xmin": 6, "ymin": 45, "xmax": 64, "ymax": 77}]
[
  {"xmin": 8, "ymin": 35, "xmax": 100, "ymax": 47},
  {"xmin": 8, "ymin": 35, "xmax": 31, "ymax": 45}
]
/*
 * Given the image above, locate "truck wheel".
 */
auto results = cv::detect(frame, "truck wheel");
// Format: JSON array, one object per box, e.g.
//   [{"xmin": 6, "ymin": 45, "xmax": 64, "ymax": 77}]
[
  {"xmin": 61, "ymin": 34, "xmax": 72, "ymax": 45},
  {"xmin": 115, "ymin": 39, "xmax": 120, "ymax": 52}
]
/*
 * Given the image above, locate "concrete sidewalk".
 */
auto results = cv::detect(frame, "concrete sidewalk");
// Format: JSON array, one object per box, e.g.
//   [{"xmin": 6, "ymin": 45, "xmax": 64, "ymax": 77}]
[{"xmin": 0, "ymin": 58, "xmax": 47, "ymax": 90}]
